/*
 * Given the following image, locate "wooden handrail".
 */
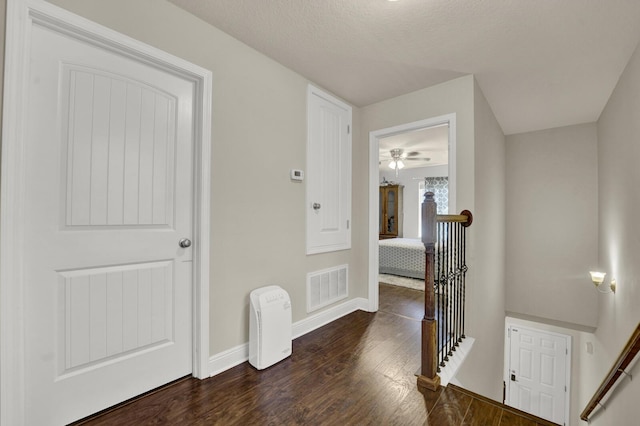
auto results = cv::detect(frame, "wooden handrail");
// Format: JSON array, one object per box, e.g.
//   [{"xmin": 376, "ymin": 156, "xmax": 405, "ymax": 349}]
[
  {"xmin": 436, "ymin": 211, "xmax": 473, "ymax": 226},
  {"xmin": 580, "ymin": 322, "xmax": 640, "ymax": 421}
]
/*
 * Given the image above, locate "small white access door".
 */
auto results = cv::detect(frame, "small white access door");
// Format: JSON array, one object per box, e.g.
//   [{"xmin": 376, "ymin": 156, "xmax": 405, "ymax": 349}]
[
  {"xmin": 20, "ymin": 11, "xmax": 196, "ymax": 425},
  {"xmin": 306, "ymin": 85, "xmax": 352, "ymax": 254},
  {"xmin": 506, "ymin": 325, "xmax": 570, "ymax": 425}
]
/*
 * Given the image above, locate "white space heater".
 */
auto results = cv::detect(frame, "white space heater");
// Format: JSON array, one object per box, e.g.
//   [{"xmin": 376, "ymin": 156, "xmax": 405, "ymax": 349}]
[{"xmin": 249, "ymin": 285, "xmax": 292, "ymax": 370}]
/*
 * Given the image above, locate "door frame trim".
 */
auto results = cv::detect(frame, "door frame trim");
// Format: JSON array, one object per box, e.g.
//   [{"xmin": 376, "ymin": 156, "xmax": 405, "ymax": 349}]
[
  {"xmin": 503, "ymin": 319, "xmax": 572, "ymax": 425},
  {"xmin": 367, "ymin": 113, "xmax": 456, "ymax": 312},
  {"xmin": 0, "ymin": 1, "xmax": 212, "ymax": 424}
]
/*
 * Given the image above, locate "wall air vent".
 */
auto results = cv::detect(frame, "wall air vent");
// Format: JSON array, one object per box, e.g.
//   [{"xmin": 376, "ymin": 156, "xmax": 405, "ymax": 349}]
[{"xmin": 307, "ymin": 264, "xmax": 348, "ymax": 313}]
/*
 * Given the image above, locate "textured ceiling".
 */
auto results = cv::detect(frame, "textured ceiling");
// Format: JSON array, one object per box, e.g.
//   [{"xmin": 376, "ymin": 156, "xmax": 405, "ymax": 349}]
[{"xmin": 168, "ymin": 0, "xmax": 640, "ymax": 135}]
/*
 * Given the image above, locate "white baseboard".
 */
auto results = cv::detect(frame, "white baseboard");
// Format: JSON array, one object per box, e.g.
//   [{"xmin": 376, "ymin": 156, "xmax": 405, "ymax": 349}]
[
  {"xmin": 208, "ymin": 342, "xmax": 249, "ymax": 377},
  {"xmin": 439, "ymin": 336, "xmax": 475, "ymax": 386},
  {"xmin": 208, "ymin": 297, "xmax": 369, "ymax": 377},
  {"xmin": 292, "ymin": 297, "xmax": 368, "ymax": 339}
]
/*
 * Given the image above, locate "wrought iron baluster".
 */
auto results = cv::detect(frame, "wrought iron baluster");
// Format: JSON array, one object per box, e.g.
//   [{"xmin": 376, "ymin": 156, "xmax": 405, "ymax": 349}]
[
  {"xmin": 418, "ymin": 195, "xmax": 472, "ymax": 390},
  {"xmin": 438, "ymin": 222, "xmax": 444, "ymax": 368},
  {"xmin": 448, "ymin": 222, "xmax": 454, "ymax": 358},
  {"xmin": 461, "ymin": 220, "xmax": 467, "ymax": 339},
  {"xmin": 443, "ymin": 222, "xmax": 449, "ymax": 363},
  {"xmin": 455, "ymin": 224, "xmax": 464, "ymax": 346},
  {"xmin": 452, "ymin": 222, "xmax": 459, "ymax": 350},
  {"xmin": 439, "ymin": 223, "xmax": 443, "ymax": 366}
]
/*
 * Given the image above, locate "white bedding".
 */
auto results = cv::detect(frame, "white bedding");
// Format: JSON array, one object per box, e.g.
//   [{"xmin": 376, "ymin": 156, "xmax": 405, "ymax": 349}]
[{"xmin": 379, "ymin": 238, "xmax": 425, "ymax": 279}]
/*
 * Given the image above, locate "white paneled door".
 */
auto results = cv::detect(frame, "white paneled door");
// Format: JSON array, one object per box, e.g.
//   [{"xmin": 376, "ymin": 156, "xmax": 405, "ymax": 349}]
[
  {"xmin": 507, "ymin": 326, "xmax": 569, "ymax": 425},
  {"xmin": 306, "ymin": 85, "xmax": 352, "ymax": 254},
  {"xmin": 22, "ymin": 19, "xmax": 195, "ymax": 425}
]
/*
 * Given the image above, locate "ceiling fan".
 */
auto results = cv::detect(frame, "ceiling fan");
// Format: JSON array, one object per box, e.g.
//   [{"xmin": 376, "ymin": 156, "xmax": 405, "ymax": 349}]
[{"xmin": 381, "ymin": 148, "xmax": 431, "ymax": 177}]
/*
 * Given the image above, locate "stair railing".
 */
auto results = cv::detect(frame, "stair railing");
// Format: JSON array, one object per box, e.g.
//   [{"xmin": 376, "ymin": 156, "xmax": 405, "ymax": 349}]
[
  {"xmin": 580, "ymin": 322, "xmax": 640, "ymax": 421},
  {"xmin": 417, "ymin": 192, "xmax": 472, "ymax": 391}
]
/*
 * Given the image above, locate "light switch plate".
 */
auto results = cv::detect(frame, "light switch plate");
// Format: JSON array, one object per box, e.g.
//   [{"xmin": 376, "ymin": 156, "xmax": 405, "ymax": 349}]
[{"xmin": 290, "ymin": 169, "xmax": 304, "ymax": 181}]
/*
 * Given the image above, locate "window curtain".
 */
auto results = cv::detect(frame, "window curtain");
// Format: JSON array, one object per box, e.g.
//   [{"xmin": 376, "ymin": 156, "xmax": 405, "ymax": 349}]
[{"xmin": 419, "ymin": 177, "xmax": 449, "ymax": 214}]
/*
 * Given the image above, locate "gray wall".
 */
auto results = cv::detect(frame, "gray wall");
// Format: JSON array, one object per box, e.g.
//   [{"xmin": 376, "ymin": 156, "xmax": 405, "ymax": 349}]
[
  {"xmin": 578, "ymin": 40, "xmax": 640, "ymax": 425},
  {"xmin": 505, "ymin": 123, "xmax": 599, "ymax": 329},
  {"xmin": 454, "ymin": 81, "xmax": 506, "ymax": 401},
  {"xmin": 0, "ymin": 0, "xmax": 4, "ymax": 132}
]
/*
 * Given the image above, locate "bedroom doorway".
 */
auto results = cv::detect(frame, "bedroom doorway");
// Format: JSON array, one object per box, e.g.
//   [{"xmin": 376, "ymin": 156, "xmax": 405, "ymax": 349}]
[{"xmin": 367, "ymin": 114, "xmax": 457, "ymax": 311}]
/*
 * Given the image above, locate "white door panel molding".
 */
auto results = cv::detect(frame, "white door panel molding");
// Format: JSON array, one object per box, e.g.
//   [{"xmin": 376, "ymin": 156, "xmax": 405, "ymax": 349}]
[
  {"xmin": 1, "ymin": 1, "xmax": 212, "ymax": 424},
  {"xmin": 306, "ymin": 85, "xmax": 352, "ymax": 255},
  {"xmin": 504, "ymin": 321, "xmax": 571, "ymax": 425}
]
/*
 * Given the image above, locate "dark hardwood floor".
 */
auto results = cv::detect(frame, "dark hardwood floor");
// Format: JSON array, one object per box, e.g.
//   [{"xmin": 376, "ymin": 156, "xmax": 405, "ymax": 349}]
[{"xmin": 73, "ymin": 283, "xmax": 552, "ymax": 426}]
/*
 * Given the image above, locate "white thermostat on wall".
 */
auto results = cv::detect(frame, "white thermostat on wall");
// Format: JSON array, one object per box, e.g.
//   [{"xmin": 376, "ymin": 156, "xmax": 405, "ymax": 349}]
[{"xmin": 290, "ymin": 169, "xmax": 304, "ymax": 181}]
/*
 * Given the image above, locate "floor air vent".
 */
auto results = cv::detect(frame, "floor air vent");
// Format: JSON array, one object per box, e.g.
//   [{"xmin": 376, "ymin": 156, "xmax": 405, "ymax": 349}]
[{"xmin": 307, "ymin": 264, "xmax": 348, "ymax": 313}]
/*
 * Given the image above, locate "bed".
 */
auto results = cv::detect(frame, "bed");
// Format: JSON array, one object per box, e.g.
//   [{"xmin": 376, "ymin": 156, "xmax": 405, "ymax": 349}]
[{"xmin": 379, "ymin": 238, "xmax": 425, "ymax": 279}]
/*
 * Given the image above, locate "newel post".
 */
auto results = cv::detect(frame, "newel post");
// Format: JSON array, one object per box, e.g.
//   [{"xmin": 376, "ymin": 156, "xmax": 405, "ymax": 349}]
[{"xmin": 417, "ymin": 192, "xmax": 440, "ymax": 391}]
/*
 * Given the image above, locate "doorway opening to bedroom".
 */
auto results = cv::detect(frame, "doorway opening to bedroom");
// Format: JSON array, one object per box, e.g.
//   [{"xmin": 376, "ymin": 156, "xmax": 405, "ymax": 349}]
[{"xmin": 368, "ymin": 114, "xmax": 457, "ymax": 312}]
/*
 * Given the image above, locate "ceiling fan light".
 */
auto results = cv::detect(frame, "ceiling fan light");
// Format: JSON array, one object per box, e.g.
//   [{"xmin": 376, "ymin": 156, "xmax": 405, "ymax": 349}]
[
  {"xmin": 397, "ymin": 160, "xmax": 405, "ymax": 169},
  {"xmin": 388, "ymin": 160, "xmax": 397, "ymax": 169}
]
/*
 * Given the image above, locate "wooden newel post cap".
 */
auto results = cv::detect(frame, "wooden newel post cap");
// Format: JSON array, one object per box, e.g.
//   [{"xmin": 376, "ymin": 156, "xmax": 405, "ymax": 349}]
[{"xmin": 423, "ymin": 192, "xmax": 435, "ymax": 202}]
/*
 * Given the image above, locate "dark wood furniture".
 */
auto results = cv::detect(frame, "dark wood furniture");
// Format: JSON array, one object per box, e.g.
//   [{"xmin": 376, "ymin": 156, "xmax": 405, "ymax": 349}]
[{"xmin": 379, "ymin": 184, "xmax": 403, "ymax": 239}]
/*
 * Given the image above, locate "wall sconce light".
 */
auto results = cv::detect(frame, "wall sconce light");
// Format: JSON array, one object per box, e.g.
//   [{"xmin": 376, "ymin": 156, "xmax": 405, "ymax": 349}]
[{"xmin": 589, "ymin": 271, "xmax": 616, "ymax": 294}]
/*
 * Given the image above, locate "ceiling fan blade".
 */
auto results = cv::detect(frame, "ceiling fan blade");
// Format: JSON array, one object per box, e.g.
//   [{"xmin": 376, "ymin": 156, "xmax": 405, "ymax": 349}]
[{"xmin": 379, "ymin": 148, "xmax": 431, "ymax": 164}]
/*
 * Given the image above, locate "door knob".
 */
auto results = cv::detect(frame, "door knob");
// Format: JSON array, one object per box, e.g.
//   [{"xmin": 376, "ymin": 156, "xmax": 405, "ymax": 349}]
[
  {"xmin": 179, "ymin": 238, "xmax": 192, "ymax": 248},
  {"xmin": 313, "ymin": 203, "xmax": 321, "ymax": 210}
]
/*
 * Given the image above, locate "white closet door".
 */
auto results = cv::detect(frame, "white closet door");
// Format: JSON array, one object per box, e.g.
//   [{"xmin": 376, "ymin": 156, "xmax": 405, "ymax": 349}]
[
  {"xmin": 507, "ymin": 326, "xmax": 568, "ymax": 424},
  {"xmin": 22, "ymin": 19, "xmax": 195, "ymax": 425},
  {"xmin": 306, "ymin": 85, "xmax": 352, "ymax": 254}
]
